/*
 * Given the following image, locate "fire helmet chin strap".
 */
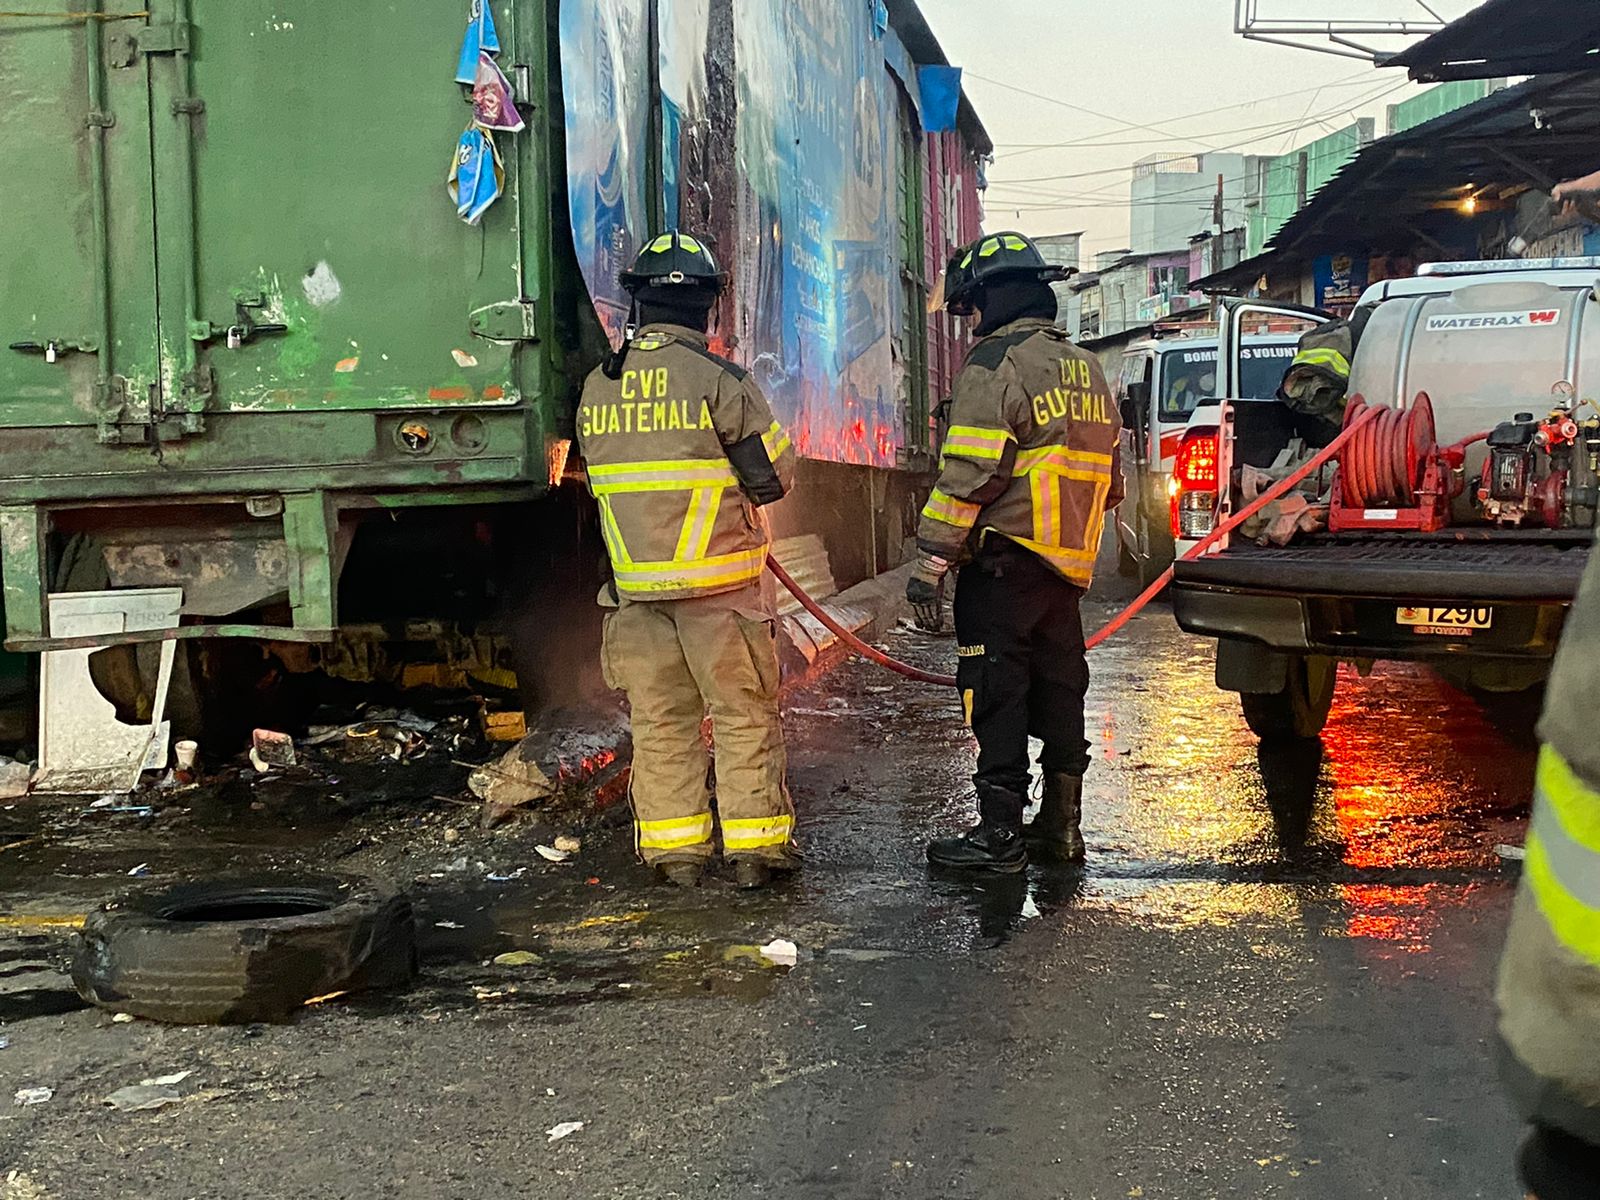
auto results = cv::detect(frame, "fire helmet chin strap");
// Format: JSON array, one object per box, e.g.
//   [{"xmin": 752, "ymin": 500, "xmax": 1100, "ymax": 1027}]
[{"xmin": 603, "ymin": 296, "xmax": 641, "ymax": 381}]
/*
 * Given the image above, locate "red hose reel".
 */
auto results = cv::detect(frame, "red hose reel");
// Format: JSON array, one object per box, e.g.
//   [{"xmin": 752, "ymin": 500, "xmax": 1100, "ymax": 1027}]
[{"xmin": 1329, "ymin": 393, "xmax": 1470, "ymax": 533}]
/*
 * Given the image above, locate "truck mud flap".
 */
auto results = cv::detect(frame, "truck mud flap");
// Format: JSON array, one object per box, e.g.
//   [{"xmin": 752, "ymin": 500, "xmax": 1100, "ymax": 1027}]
[{"xmin": 1216, "ymin": 638, "xmax": 1289, "ymax": 695}]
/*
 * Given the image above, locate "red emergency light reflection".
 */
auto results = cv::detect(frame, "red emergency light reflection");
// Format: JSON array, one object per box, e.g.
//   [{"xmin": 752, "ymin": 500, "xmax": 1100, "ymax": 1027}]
[{"xmin": 1317, "ymin": 673, "xmax": 1528, "ymax": 957}]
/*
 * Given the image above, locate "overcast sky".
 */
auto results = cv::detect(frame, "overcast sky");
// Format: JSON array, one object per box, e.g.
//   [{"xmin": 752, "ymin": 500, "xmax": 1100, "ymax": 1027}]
[{"xmin": 917, "ymin": 0, "xmax": 1484, "ymax": 260}]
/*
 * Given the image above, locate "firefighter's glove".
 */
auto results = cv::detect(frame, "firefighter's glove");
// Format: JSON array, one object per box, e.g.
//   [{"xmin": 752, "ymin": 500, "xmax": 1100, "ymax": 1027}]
[{"xmin": 906, "ymin": 553, "xmax": 951, "ymax": 633}]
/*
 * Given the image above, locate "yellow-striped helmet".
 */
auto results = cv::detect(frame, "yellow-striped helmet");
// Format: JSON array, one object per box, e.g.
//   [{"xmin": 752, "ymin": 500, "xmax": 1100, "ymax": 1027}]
[
  {"xmin": 619, "ymin": 231, "xmax": 728, "ymax": 294},
  {"xmin": 942, "ymin": 231, "xmax": 1069, "ymax": 316}
]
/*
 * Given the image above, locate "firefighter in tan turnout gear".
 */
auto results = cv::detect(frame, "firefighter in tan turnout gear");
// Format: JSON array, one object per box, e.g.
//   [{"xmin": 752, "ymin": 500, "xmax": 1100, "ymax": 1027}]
[
  {"xmin": 577, "ymin": 232, "xmax": 798, "ymax": 890},
  {"xmin": 910, "ymin": 232, "xmax": 1122, "ymax": 874}
]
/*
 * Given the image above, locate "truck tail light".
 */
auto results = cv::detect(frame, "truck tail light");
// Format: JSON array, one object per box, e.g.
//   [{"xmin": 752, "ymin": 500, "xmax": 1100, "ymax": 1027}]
[{"xmin": 1170, "ymin": 428, "xmax": 1219, "ymax": 540}]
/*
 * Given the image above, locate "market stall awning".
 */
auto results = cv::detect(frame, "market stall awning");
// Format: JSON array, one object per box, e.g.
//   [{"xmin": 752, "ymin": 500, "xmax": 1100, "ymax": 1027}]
[
  {"xmin": 1386, "ymin": 0, "xmax": 1600, "ymax": 82},
  {"xmin": 1260, "ymin": 73, "xmax": 1600, "ymax": 261}
]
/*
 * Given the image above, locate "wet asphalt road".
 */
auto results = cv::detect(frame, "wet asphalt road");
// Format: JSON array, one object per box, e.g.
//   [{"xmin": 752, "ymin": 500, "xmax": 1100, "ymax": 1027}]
[{"xmin": 0, "ymin": 580, "xmax": 1537, "ymax": 1199}]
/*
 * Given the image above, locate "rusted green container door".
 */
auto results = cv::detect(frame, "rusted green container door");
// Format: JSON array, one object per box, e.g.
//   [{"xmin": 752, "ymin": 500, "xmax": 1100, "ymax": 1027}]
[
  {"xmin": 148, "ymin": 0, "xmax": 540, "ymax": 461},
  {"xmin": 0, "ymin": 4, "xmax": 160, "ymax": 432}
]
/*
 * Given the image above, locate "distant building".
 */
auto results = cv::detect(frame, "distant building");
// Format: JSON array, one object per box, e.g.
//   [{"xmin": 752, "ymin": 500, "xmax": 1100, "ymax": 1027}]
[
  {"xmin": 1033, "ymin": 231, "xmax": 1083, "ymax": 329},
  {"xmin": 1068, "ymin": 246, "xmax": 1198, "ymax": 342},
  {"xmin": 1130, "ymin": 152, "xmax": 1248, "ymax": 255}
]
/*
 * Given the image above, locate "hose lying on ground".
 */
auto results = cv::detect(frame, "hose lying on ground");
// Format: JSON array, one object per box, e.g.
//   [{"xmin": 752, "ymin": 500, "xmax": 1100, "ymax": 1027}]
[{"xmin": 768, "ymin": 403, "xmax": 1385, "ymax": 689}]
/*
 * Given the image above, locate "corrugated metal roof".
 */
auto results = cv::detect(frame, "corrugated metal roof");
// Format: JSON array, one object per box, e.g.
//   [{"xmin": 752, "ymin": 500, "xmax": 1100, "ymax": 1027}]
[
  {"xmin": 1190, "ymin": 72, "xmax": 1600, "ymax": 293},
  {"xmin": 1387, "ymin": 0, "xmax": 1600, "ymax": 82},
  {"xmin": 1265, "ymin": 73, "xmax": 1600, "ymax": 257}
]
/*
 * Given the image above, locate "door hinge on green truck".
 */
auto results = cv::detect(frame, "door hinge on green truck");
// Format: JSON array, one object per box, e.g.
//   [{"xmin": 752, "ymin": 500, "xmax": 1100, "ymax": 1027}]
[{"xmin": 0, "ymin": 1, "xmax": 576, "ymax": 656}]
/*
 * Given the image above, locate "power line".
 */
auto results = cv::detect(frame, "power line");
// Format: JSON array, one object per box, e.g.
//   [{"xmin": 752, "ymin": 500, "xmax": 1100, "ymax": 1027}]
[
  {"xmin": 989, "ymin": 68, "xmax": 1384, "ymax": 158},
  {"xmin": 965, "ymin": 72, "xmax": 1227, "ymax": 152},
  {"xmin": 985, "ymin": 78, "xmax": 1412, "ymax": 188},
  {"xmin": 982, "ymin": 75, "xmax": 1417, "ymax": 209}
]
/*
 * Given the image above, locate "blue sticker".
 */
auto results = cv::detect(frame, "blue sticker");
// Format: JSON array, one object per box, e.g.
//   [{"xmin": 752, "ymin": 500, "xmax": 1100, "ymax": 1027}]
[
  {"xmin": 449, "ymin": 125, "xmax": 504, "ymax": 225},
  {"xmin": 456, "ymin": 0, "xmax": 502, "ymax": 85}
]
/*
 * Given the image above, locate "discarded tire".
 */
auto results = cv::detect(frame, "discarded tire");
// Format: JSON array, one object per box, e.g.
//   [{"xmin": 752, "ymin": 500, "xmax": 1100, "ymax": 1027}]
[{"xmin": 72, "ymin": 874, "xmax": 416, "ymax": 1024}]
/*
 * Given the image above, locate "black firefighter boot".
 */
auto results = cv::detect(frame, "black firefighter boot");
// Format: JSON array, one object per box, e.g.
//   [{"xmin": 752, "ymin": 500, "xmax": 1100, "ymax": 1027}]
[
  {"xmin": 1025, "ymin": 772, "xmax": 1086, "ymax": 863},
  {"xmin": 926, "ymin": 783, "xmax": 1028, "ymax": 874}
]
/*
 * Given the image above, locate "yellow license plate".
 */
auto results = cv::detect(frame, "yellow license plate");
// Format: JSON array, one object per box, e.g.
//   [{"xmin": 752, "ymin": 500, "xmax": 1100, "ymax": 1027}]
[{"xmin": 1396, "ymin": 605, "xmax": 1493, "ymax": 634}]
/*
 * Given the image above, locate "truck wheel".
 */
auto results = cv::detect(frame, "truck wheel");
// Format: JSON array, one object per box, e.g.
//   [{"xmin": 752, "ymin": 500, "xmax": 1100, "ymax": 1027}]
[
  {"xmin": 71, "ymin": 874, "xmax": 415, "ymax": 1024},
  {"xmin": 1240, "ymin": 656, "xmax": 1337, "ymax": 741}
]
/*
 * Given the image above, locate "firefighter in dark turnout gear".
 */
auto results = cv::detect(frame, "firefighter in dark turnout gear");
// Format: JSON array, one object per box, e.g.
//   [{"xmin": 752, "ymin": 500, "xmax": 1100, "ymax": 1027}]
[
  {"xmin": 577, "ymin": 232, "xmax": 798, "ymax": 891},
  {"xmin": 910, "ymin": 232, "xmax": 1122, "ymax": 873}
]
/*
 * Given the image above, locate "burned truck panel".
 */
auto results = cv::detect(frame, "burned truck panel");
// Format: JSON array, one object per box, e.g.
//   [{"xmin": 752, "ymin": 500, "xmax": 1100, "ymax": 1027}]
[
  {"xmin": 0, "ymin": 1, "xmax": 570, "ymax": 649},
  {"xmin": 560, "ymin": 0, "xmax": 989, "ymax": 470}
]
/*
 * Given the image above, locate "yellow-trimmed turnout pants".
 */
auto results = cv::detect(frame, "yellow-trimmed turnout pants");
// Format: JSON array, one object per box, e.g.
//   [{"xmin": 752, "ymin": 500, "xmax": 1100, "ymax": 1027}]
[{"xmin": 603, "ymin": 584, "xmax": 796, "ymax": 868}]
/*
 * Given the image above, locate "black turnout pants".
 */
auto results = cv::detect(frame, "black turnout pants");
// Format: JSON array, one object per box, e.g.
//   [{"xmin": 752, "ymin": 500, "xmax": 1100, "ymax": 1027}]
[{"xmin": 953, "ymin": 542, "xmax": 1091, "ymax": 803}]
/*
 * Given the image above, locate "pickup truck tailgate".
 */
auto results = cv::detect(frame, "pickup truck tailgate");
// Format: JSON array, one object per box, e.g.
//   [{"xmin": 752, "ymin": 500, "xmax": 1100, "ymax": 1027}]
[{"xmin": 1174, "ymin": 535, "xmax": 1590, "ymax": 601}]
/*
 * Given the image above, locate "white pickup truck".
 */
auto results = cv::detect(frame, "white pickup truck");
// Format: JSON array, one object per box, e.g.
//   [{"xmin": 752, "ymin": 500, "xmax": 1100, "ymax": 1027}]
[{"xmin": 1171, "ymin": 259, "xmax": 1600, "ymax": 739}]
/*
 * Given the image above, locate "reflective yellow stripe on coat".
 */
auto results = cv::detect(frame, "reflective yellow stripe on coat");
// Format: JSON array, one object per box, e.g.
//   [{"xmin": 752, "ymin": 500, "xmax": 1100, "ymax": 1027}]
[
  {"xmin": 921, "ymin": 488, "xmax": 981, "ymax": 531},
  {"xmin": 1292, "ymin": 347, "xmax": 1351, "ymax": 377},
  {"xmin": 613, "ymin": 546, "xmax": 770, "ymax": 596},
  {"xmin": 1525, "ymin": 746, "xmax": 1600, "ymax": 966},
  {"xmin": 588, "ymin": 458, "xmax": 764, "ymax": 597},
  {"xmin": 588, "ymin": 459, "xmax": 738, "ymax": 494},
  {"xmin": 942, "ymin": 425, "xmax": 1014, "ymax": 463},
  {"xmin": 762, "ymin": 421, "xmax": 792, "ymax": 461}
]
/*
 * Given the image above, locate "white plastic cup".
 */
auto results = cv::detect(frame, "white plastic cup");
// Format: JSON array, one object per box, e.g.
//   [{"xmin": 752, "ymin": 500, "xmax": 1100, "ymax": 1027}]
[{"xmin": 174, "ymin": 740, "xmax": 199, "ymax": 772}]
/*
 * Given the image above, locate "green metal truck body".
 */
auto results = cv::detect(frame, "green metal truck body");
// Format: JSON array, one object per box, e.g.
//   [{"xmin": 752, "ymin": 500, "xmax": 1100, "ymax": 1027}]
[{"xmin": 0, "ymin": 1, "xmax": 571, "ymax": 652}]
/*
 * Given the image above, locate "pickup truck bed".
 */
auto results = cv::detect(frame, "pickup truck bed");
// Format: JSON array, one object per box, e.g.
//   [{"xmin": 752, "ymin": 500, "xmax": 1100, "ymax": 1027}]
[{"xmin": 1172, "ymin": 532, "xmax": 1588, "ymax": 662}]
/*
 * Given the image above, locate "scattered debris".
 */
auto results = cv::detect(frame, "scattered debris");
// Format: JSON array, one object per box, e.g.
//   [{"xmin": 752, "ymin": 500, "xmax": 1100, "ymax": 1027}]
[
  {"xmin": 443, "ymin": 828, "xmax": 461, "ymax": 844},
  {"xmin": 483, "ymin": 711, "xmax": 528, "ymax": 743},
  {"xmin": 251, "ymin": 729, "xmax": 297, "ymax": 770},
  {"xmin": 435, "ymin": 921, "xmax": 464, "ymax": 930},
  {"xmin": 126, "ymin": 863, "xmax": 150, "ymax": 878},
  {"xmin": 486, "ymin": 867, "xmax": 526, "ymax": 882},
  {"xmin": 1496, "ymin": 843, "xmax": 1527, "ymax": 862},
  {"xmin": 572, "ymin": 912, "xmax": 647, "ymax": 930},
  {"xmin": 493, "ymin": 950, "xmax": 542, "ymax": 967},
  {"xmin": 0, "ymin": 1037, "xmax": 9, "ymax": 1050},
  {"xmin": 111, "ymin": 1013, "xmax": 135, "ymax": 1024},
  {"xmin": 467, "ymin": 746, "xmax": 555, "ymax": 827},
  {"xmin": 2, "ymin": 1171, "xmax": 52, "ymax": 1200},
  {"xmin": 102, "ymin": 1071, "xmax": 194, "ymax": 1112},
  {"xmin": 534, "ymin": 845, "xmax": 570, "ymax": 864},
  {"xmin": 546, "ymin": 1120, "xmax": 585, "ymax": 1143},
  {"xmin": 553, "ymin": 835, "xmax": 581, "ymax": 854},
  {"xmin": 0, "ymin": 758, "xmax": 30, "ymax": 800},
  {"xmin": 13, "ymin": 1087, "xmax": 52, "ymax": 1107},
  {"xmin": 759, "ymin": 939, "xmax": 800, "ymax": 968}
]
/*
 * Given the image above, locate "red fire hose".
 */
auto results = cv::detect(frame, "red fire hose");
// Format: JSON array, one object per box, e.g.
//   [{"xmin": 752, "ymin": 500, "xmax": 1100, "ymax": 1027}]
[{"xmin": 768, "ymin": 403, "xmax": 1387, "ymax": 690}]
